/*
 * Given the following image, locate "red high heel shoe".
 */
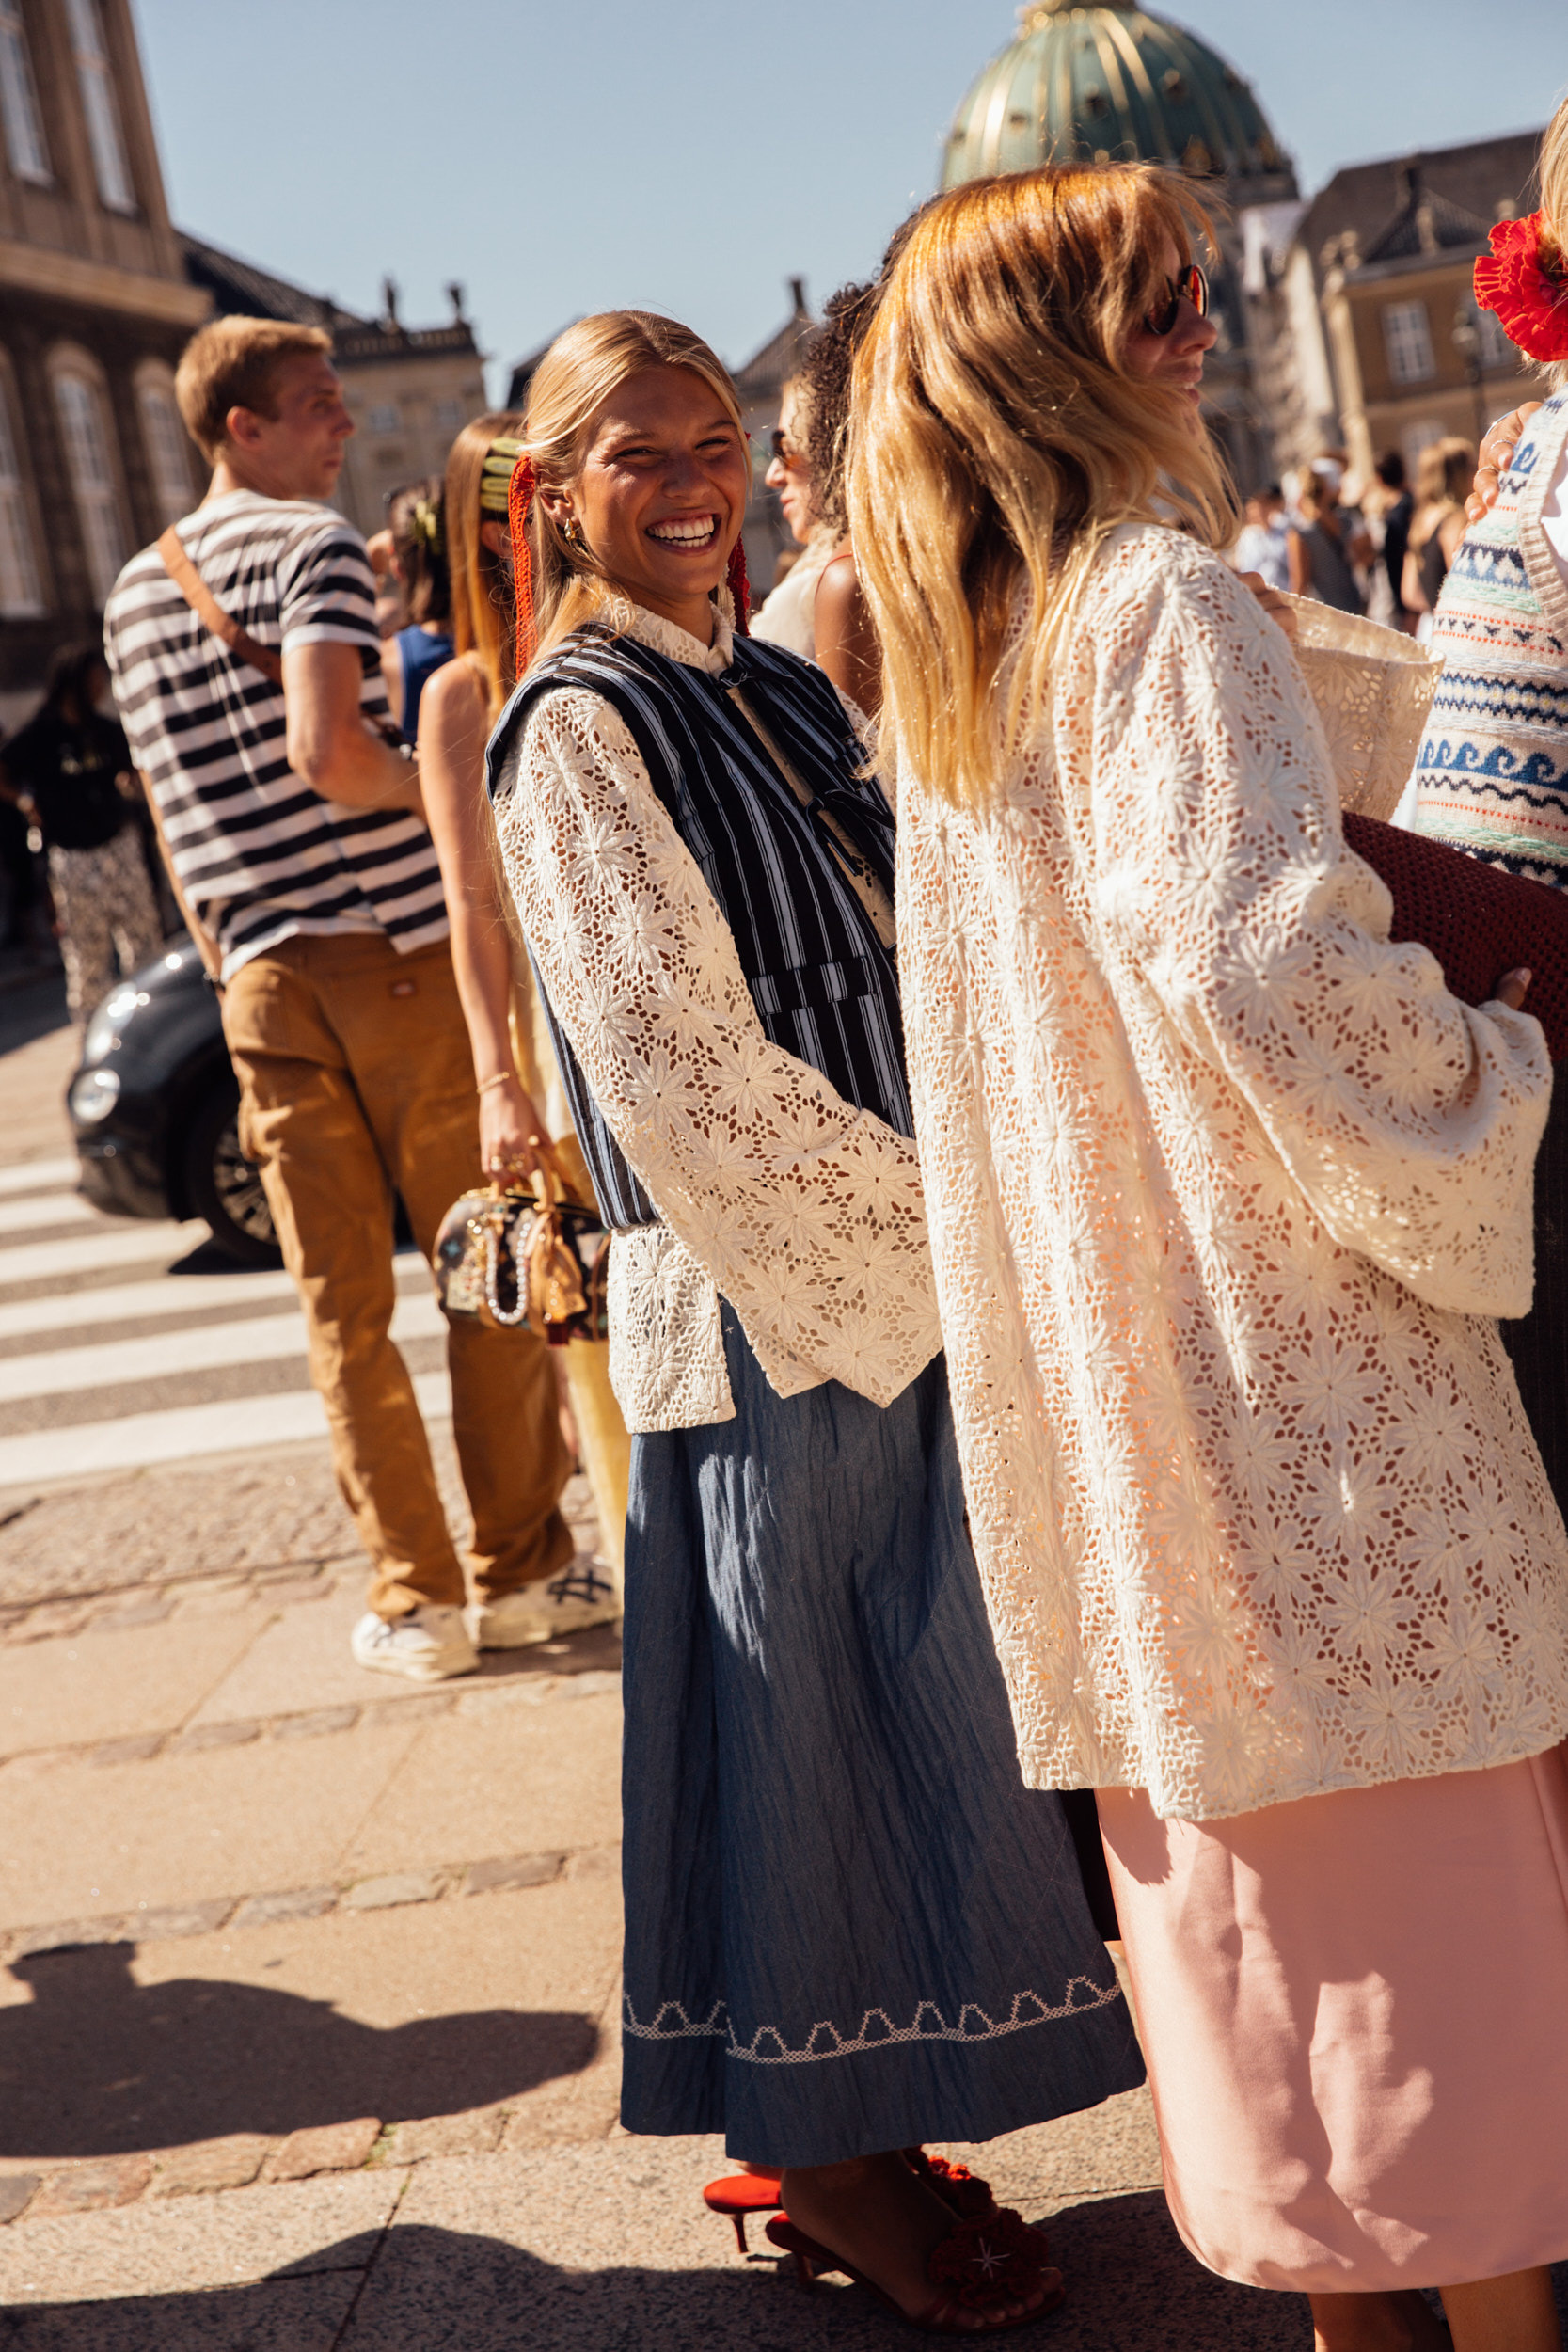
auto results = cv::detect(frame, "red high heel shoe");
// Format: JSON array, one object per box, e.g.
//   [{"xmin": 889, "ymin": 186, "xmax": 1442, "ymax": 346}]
[
  {"xmin": 904, "ymin": 2146, "xmax": 1001, "ymax": 2221},
  {"xmin": 765, "ymin": 2208, "xmax": 1065, "ymax": 2335},
  {"xmin": 703, "ymin": 2150, "xmax": 1004, "ymax": 2251},
  {"xmin": 702, "ymin": 2167, "xmax": 783, "ymax": 2252}
]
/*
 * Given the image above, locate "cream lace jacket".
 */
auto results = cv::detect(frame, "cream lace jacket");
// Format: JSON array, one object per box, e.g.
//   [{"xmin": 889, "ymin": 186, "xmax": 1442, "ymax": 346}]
[
  {"xmin": 898, "ymin": 524, "xmax": 1568, "ymax": 1822},
  {"xmin": 491, "ymin": 599, "xmax": 942, "ymax": 1434}
]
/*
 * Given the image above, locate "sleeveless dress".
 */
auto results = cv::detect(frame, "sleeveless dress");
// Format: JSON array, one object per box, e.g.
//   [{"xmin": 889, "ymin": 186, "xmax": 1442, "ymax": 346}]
[
  {"xmin": 750, "ymin": 532, "xmax": 835, "ymax": 660},
  {"xmin": 394, "ymin": 624, "xmax": 453, "ymax": 744},
  {"xmin": 486, "ymin": 600, "xmax": 1145, "ymax": 2165}
]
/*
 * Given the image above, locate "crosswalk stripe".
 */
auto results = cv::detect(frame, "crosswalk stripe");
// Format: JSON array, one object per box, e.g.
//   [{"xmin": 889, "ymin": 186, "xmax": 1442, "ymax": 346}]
[
  {"xmin": 0, "ymin": 1291, "xmax": 447, "ymax": 1406},
  {"xmin": 0, "ymin": 1192, "xmax": 97, "ymax": 1239},
  {"xmin": 0, "ymin": 1220, "xmax": 211, "ymax": 1288},
  {"xmin": 0, "ymin": 1368, "xmax": 453, "ymax": 1489},
  {"xmin": 0, "ymin": 1147, "xmax": 460, "ymax": 1484},
  {"xmin": 0, "ymin": 1157, "xmax": 80, "ymax": 1199},
  {"xmin": 0, "ymin": 1253, "xmax": 429, "ymax": 1344}
]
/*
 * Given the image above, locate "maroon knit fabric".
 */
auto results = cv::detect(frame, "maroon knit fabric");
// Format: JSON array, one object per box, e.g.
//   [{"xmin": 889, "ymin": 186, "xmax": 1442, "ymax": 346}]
[{"xmin": 1344, "ymin": 814, "xmax": 1568, "ymax": 1062}]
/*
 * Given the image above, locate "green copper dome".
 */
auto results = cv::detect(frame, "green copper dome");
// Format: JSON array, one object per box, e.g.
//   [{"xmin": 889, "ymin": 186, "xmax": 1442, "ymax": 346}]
[{"xmin": 942, "ymin": 1, "xmax": 1288, "ymax": 190}]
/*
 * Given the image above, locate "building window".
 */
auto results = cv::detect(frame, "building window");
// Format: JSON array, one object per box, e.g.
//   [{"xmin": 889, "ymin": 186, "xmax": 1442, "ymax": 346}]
[
  {"xmin": 0, "ymin": 373, "xmax": 43, "ymax": 616},
  {"xmin": 432, "ymin": 397, "xmax": 462, "ymax": 431},
  {"xmin": 1401, "ymin": 418, "xmax": 1444, "ymax": 475},
  {"xmin": 1476, "ymin": 304, "xmax": 1515, "ymax": 371},
  {"xmin": 137, "ymin": 375, "xmax": 195, "ymax": 526},
  {"xmin": 54, "ymin": 369, "xmax": 126, "ymax": 605},
  {"xmin": 367, "ymin": 402, "xmax": 401, "ymax": 434},
  {"xmin": 65, "ymin": 0, "xmax": 134, "ymax": 213},
  {"xmin": 0, "ymin": 0, "xmax": 49, "ymax": 183},
  {"xmin": 1383, "ymin": 301, "xmax": 1435, "ymax": 386}
]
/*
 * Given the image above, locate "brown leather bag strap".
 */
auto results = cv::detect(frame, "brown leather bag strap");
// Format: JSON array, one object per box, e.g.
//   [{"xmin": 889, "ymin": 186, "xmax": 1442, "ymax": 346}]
[{"xmin": 157, "ymin": 526, "xmax": 283, "ymax": 686}]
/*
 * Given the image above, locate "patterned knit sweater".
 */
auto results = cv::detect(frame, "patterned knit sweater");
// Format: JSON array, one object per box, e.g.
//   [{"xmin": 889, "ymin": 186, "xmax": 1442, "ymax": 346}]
[{"xmin": 1410, "ymin": 391, "xmax": 1568, "ymax": 883}]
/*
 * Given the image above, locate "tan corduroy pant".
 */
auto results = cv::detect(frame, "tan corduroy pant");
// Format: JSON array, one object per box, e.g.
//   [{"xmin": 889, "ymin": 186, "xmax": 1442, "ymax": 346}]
[{"xmin": 222, "ymin": 930, "xmax": 574, "ymax": 1619}]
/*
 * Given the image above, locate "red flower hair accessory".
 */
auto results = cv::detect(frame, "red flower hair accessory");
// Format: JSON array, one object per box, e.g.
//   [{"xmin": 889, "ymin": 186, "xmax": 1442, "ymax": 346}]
[{"xmin": 1474, "ymin": 211, "xmax": 1568, "ymax": 365}]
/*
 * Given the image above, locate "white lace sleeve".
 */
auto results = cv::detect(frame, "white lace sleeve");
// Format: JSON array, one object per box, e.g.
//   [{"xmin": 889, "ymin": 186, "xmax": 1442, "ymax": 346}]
[
  {"xmin": 492, "ymin": 685, "xmax": 942, "ymax": 1407},
  {"xmin": 1082, "ymin": 552, "xmax": 1550, "ymax": 1317}
]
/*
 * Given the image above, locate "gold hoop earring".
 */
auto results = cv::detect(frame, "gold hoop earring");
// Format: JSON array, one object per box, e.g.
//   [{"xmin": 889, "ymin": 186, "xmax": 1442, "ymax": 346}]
[{"xmin": 562, "ymin": 515, "xmax": 582, "ymax": 548}]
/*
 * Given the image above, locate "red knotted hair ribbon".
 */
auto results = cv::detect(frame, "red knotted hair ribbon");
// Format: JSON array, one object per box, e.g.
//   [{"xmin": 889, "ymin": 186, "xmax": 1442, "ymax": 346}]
[
  {"xmin": 726, "ymin": 535, "xmax": 752, "ymax": 637},
  {"xmin": 508, "ymin": 453, "xmax": 539, "ymax": 680}
]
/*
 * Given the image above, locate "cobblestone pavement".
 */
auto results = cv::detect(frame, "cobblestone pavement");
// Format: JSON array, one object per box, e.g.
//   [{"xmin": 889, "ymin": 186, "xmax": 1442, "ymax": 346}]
[{"xmin": 4, "ymin": 999, "xmax": 1563, "ymax": 2347}]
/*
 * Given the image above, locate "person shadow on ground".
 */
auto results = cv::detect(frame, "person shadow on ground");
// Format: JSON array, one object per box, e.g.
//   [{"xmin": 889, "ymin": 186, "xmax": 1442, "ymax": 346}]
[
  {"xmin": 6, "ymin": 2203, "xmax": 1568, "ymax": 2349},
  {"xmin": 0, "ymin": 1942, "xmax": 596, "ymax": 2157},
  {"xmin": 0, "ymin": 2203, "xmax": 1431, "ymax": 2352}
]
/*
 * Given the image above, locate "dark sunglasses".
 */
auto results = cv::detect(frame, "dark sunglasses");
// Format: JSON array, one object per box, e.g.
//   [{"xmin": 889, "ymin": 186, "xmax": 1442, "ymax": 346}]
[
  {"xmin": 1144, "ymin": 262, "xmax": 1210, "ymax": 337},
  {"xmin": 769, "ymin": 427, "xmax": 805, "ymax": 464}
]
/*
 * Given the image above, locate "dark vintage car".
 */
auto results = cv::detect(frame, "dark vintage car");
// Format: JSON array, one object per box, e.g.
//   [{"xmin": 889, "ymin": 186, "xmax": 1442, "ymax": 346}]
[{"xmin": 67, "ymin": 941, "xmax": 279, "ymax": 1265}]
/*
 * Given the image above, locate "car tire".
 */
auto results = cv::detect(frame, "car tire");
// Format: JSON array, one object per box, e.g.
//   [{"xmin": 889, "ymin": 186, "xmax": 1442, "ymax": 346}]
[{"xmin": 182, "ymin": 1081, "xmax": 281, "ymax": 1266}]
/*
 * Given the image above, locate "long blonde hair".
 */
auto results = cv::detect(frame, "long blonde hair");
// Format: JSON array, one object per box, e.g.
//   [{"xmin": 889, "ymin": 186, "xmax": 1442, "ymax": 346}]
[
  {"xmin": 848, "ymin": 164, "xmax": 1238, "ymax": 809},
  {"xmin": 1539, "ymin": 92, "xmax": 1568, "ymax": 393},
  {"xmin": 445, "ymin": 409, "xmax": 523, "ymax": 722},
  {"xmin": 518, "ymin": 310, "xmax": 746, "ymax": 670}
]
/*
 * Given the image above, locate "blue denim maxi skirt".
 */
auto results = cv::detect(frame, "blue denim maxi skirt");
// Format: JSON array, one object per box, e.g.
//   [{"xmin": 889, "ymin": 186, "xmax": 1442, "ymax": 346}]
[{"xmin": 619, "ymin": 1303, "xmax": 1147, "ymax": 2167}]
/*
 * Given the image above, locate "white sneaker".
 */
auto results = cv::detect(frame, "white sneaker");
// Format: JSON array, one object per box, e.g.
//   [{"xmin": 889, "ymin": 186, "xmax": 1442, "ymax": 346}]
[
  {"xmin": 467, "ymin": 1559, "xmax": 620, "ymax": 1650},
  {"xmin": 350, "ymin": 1604, "xmax": 479, "ymax": 1682}
]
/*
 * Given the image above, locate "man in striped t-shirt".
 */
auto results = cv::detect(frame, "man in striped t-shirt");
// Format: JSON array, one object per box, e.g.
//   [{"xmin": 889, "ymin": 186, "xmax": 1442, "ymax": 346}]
[{"xmin": 104, "ymin": 317, "xmax": 578, "ymax": 1684}]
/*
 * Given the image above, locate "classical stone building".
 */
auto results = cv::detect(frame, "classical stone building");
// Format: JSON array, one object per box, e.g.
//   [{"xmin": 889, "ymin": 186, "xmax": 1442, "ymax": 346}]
[
  {"xmin": 942, "ymin": 0, "xmax": 1299, "ymax": 493},
  {"xmin": 0, "ymin": 0, "xmax": 210, "ymax": 725},
  {"xmin": 1275, "ymin": 135, "xmax": 1543, "ymax": 479},
  {"xmin": 0, "ymin": 0, "xmax": 488, "ymax": 726},
  {"xmin": 182, "ymin": 238, "xmax": 488, "ymax": 542}
]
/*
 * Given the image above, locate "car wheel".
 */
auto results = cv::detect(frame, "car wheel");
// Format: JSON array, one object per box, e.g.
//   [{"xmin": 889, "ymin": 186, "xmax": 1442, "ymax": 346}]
[{"xmin": 182, "ymin": 1082, "xmax": 280, "ymax": 1266}]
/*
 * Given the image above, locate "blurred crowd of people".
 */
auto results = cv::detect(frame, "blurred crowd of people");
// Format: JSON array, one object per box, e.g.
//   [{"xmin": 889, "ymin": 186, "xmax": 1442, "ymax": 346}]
[{"xmin": 1227, "ymin": 432, "xmax": 1481, "ymax": 641}]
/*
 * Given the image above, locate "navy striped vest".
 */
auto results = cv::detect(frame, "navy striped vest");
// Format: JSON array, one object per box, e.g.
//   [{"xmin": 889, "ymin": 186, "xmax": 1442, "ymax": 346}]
[{"xmin": 485, "ymin": 623, "xmax": 907, "ymax": 1229}]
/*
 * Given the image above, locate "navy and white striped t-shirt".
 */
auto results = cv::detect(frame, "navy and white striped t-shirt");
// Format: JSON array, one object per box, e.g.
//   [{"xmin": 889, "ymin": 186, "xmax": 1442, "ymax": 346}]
[{"xmin": 103, "ymin": 491, "xmax": 448, "ymax": 979}]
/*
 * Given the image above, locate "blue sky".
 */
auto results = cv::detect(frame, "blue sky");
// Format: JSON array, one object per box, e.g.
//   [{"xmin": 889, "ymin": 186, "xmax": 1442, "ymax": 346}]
[{"xmin": 131, "ymin": 0, "xmax": 1567, "ymax": 400}]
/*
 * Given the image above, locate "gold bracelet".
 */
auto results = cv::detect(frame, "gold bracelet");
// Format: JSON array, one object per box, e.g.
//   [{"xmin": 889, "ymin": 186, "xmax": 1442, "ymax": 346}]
[{"xmin": 476, "ymin": 1071, "xmax": 515, "ymax": 1096}]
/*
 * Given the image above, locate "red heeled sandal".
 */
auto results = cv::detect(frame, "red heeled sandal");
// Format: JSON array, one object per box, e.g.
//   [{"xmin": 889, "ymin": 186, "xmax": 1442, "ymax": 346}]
[
  {"xmin": 704, "ymin": 2150, "xmax": 1005, "ymax": 2251},
  {"xmin": 765, "ymin": 2207, "xmax": 1065, "ymax": 2336},
  {"xmin": 904, "ymin": 2146, "xmax": 1001, "ymax": 2221},
  {"xmin": 701, "ymin": 2166, "xmax": 783, "ymax": 2252}
]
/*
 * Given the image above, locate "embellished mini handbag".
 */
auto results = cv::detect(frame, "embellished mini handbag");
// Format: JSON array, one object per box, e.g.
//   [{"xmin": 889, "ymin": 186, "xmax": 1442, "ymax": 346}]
[{"xmin": 433, "ymin": 1141, "xmax": 610, "ymax": 1343}]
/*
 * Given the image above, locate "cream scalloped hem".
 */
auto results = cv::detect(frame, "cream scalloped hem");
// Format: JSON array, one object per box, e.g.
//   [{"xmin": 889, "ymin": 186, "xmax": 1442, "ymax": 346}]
[{"xmin": 1101, "ymin": 1740, "xmax": 1568, "ymax": 2292}]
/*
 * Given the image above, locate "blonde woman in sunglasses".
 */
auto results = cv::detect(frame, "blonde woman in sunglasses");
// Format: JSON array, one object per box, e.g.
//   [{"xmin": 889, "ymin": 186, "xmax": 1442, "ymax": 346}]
[{"xmin": 852, "ymin": 160, "xmax": 1568, "ymax": 2352}]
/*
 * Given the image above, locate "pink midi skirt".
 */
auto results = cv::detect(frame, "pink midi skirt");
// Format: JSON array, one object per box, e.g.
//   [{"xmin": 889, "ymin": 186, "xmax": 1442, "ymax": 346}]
[{"xmin": 1098, "ymin": 1742, "xmax": 1568, "ymax": 2292}]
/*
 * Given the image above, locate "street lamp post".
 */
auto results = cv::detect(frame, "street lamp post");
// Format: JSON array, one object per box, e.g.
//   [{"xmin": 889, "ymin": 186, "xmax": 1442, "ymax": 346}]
[{"xmin": 1451, "ymin": 310, "xmax": 1488, "ymax": 453}]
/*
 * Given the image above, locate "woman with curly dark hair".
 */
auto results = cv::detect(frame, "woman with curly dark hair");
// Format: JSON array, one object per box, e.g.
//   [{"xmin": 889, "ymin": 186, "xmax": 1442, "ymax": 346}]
[{"xmin": 753, "ymin": 285, "xmax": 882, "ymax": 712}]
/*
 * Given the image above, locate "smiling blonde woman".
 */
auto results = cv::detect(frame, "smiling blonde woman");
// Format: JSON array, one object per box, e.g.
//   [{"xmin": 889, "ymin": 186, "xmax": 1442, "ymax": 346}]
[
  {"xmin": 483, "ymin": 309, "xmax": 1145, "ymax": 2332},
  {"xmin": 851, "ymin": 163, "xmax": 1568, "ymax": 2352}
]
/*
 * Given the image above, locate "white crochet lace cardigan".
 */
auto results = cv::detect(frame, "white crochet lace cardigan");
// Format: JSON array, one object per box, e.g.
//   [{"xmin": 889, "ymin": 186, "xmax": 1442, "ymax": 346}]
[
  {"xmin": 897, "ymin": 523, "xmax": 1568, "ymax": 1822},
  {"xmin": 491, "ymin": 599, "xmax": 942, "ymax": 1436}
]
